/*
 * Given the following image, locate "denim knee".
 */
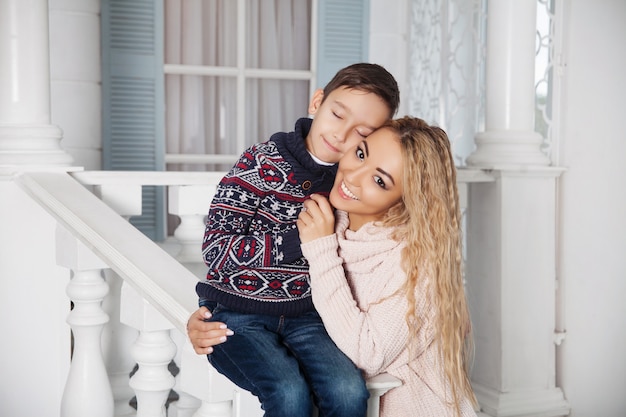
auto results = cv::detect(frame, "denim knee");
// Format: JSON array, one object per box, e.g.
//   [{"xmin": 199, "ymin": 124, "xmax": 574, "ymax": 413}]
[
  {"xmin": 260, "ymin": 377, "xmax": 312, "ymax": 417},
  {"xmin": 315, "ymin": 375, "xmax": 369, "ymax": 417}
]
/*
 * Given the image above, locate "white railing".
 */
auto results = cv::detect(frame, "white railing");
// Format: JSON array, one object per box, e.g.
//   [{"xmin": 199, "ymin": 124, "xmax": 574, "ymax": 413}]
[{"xmin": 20, "ymin": 167, "xmax": 488, "ymax": 417}]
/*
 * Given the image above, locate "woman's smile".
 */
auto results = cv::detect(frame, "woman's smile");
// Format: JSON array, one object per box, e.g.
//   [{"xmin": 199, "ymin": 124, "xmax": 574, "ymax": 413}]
[{"xmin": 339, "ymin": 181, "xmax": 358, "ymax": 200}]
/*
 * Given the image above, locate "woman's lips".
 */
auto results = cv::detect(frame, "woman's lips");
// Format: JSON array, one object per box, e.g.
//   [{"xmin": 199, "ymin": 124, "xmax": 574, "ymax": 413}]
[{"xmin": 339, "ymin": 181, "xmax": 358, "ymax": 200}]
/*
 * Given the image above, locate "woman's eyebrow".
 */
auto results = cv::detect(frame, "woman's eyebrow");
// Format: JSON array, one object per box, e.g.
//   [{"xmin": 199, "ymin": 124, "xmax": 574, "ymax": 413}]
[
  {"xmin": 376, "ymin": 168, "xmax": 396, "ymax": 185},
  {"xmin": 362, "ymin": 140, "xmax": 369, "ymax": 156}
]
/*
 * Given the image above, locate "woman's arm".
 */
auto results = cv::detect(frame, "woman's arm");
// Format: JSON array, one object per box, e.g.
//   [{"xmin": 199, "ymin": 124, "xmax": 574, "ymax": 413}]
[
  {"xmin": 298, "ymin": 196, "xmax": 410, "ymax": 375},
  {"xmin": 298, "ymin": 195, "xmax": 432, "ymax": 376},
  {"xmin": 303, "ymin": 236, "xmax": 411, "ymax": 376},
  {"xmin": 186, "ymin": 307, "xmax": 234, "ymax": 354}
]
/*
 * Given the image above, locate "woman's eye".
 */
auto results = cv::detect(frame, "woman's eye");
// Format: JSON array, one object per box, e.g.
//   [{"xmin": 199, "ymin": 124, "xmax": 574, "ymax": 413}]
[
  {"xmin": 332, "ymin": 111, "xmax": 342, "ymax": 119},
  {"xmin": 355, "ymin": 147, "xmax": 365, "ymax": 159},
  {"xmin": 374, "ymin": 176, "xmax": 387, "ymax": 189}
]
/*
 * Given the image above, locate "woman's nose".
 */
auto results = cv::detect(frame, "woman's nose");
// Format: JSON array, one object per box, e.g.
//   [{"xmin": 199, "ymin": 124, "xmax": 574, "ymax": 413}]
[{"xmin": 342, "ymin": 165, "xmax": 364, "ymax": 184}]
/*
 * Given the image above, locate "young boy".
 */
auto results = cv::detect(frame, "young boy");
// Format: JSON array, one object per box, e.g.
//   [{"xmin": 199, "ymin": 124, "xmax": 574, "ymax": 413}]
[{"xmin": 189, "ymin": 63, "xmax": 400, "ymax": 417}]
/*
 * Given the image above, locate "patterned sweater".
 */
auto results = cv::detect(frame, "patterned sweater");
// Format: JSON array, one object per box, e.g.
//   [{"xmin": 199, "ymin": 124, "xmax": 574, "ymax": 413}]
[
  {"xmin": 196, "ymin": 117, "xmax": 337, "ymax": 316},
  {"xmin": 301, "ymin": 210, "xmax": 478, "ymax": 417}
]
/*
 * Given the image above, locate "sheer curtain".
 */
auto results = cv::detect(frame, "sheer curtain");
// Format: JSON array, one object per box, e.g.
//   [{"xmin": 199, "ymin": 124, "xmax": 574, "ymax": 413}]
[{"xmin": 165, "ymin": 0, "xmax": 311, "ymax": 171}]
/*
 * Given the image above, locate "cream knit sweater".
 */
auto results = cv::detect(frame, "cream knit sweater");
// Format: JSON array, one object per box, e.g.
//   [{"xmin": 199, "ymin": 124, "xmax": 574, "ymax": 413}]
[{"xmin": 301, "ymin": 210, "xmax": 477, "ymax": 417}]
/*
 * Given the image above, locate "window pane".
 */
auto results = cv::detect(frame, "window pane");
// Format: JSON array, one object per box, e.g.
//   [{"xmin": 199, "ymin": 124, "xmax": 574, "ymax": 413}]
[
  {"xmin": 245, "ymin": 78, "xmax": 310, "ymax": 144},
  {"xmin": 165, "ymin": 0, "xmax": 237, "ymax": 67},
  {"xmin": 245, "ymin": 0, "xmax": 312, "ymax": 70},
  {"xmin": 164, "ymin": 0, "xmax": 314, "ymax": 169},
  {"xmin": 165, "ymin": 74, "xmax": 238, "ymax": 171}
]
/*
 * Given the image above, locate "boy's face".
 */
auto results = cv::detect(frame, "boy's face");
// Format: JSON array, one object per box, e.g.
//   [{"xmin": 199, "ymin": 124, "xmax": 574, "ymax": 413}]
[{"xmin": 305, "ymin": 87, "xmax": 390, "ymax": 164}]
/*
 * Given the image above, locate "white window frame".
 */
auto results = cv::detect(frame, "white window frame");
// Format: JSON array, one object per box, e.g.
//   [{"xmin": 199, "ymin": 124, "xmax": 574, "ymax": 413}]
[{"xmin": 163, "ymin": 0, "xmax": 319, "ymax": 166}]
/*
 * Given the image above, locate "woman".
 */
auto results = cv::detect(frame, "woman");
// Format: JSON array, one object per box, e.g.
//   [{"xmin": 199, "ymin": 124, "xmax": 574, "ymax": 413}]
[{"xmin": 296, "ymin": 116, "xmax": 478, "ymax": 416}]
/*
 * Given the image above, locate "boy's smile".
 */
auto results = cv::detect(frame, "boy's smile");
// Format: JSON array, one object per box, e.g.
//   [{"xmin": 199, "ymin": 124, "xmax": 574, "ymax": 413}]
[{"xmin": 305, "ymin": 86, "xmax": 390, "ymax": 164}]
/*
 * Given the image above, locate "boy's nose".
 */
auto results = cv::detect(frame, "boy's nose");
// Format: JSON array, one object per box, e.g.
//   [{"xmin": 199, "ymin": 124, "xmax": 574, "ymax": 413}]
[{"xmin": 334, "ymin": 127, "xmax": 350, "ymax": 142}]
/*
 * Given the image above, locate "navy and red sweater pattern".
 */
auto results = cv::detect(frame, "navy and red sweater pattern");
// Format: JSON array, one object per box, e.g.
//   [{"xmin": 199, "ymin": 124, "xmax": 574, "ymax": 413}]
[{"xmin": 196, "ymin": 118, "xmax": 337, "ymax": 316}]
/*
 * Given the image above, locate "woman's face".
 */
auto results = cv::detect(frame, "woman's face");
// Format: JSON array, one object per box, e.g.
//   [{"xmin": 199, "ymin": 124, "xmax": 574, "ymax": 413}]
[{"xmin": 329, "ymin": 127, "xmax": 404, "ymax": 230}]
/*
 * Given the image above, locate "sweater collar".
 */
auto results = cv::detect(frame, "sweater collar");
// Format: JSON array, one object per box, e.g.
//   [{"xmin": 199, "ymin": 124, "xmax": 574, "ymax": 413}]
[
  {"xmin": 273, "ymin": 117, "xmax": 338, "ymax": 188},
  {"xmin": 335, "ymin": 210, "xmax": 402, "ymax": 267}
]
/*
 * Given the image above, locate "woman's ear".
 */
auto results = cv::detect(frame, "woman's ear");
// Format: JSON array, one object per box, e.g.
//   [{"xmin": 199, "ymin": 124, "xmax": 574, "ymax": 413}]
[{"xmin": 308, "ymin": 89, "xmax": 324, "ymax": 116}]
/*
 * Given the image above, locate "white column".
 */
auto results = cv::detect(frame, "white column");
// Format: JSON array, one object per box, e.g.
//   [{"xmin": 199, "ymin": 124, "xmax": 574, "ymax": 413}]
[
  {"xmin": 466, "ymin": 0, "xmax": 549, "ymax": 167},
  {"xmin": 463, "ymin": 1, "xmax": 569, "ymax": 415},
  {"xmin": 0, "ymin": 0, "xmax": 72, "ymax": 166},
  {"xmin": 467, "ymin": 170, "xmax": 569, "ymax": 417}
]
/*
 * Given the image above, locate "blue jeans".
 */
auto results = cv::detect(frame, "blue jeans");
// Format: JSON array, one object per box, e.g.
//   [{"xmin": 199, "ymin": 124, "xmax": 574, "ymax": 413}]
[{"xmin": 202, "ymin": 302, "xmax": 368, "ymax": 417}]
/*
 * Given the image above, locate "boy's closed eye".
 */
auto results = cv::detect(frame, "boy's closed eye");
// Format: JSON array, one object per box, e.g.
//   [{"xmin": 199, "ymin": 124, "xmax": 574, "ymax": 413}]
[{"xmin": 356, "ymin": 129, "xmax": 369, "ymax": 138}]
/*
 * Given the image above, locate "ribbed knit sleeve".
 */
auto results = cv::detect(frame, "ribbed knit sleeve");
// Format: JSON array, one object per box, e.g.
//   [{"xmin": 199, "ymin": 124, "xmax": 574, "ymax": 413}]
[{"xmin": 301, "ymin": 232, "xmax": 412, "ymax": 377}]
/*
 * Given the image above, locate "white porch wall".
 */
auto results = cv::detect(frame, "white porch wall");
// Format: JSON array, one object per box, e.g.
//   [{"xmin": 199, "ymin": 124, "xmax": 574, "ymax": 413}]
[
  {"xmin": 557, "ymin": 0, "xmax": 626, "ymax": 415},
  {"xmin": 0, "ymin": 180, "xmax": 71, "ymax": 416}
]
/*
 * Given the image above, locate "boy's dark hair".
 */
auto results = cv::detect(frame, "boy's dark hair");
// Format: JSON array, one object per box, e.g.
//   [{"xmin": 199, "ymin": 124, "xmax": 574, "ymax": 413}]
[{"xmin": 322, "ymin": 63, "xmax": 400, "ymax": 118}]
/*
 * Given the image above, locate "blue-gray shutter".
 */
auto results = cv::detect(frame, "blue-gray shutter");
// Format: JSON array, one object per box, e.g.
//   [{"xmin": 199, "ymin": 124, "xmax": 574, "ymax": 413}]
[
  {"xmin": 101, "ymin": 0, "xmax": 166, "ymax": 241},
  {"xmin": 317, "ymin": 0, "xmax": 370, "ymax": 87}
]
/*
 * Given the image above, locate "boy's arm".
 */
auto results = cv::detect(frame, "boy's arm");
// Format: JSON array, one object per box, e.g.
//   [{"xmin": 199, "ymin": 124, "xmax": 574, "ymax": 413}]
[{"xmin": 202, "ymin": 147, "xmax": 304, "ymax": 273}]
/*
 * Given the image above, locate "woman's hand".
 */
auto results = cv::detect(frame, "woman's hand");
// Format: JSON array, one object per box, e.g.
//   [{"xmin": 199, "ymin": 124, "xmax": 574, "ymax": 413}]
[
  {"xmin": 186, "ymin": 307, "xmax": 233, "ymax": 355},
  {"xmin": 297, "ymin": 194, "xmax": 336, "ymax": 243}
]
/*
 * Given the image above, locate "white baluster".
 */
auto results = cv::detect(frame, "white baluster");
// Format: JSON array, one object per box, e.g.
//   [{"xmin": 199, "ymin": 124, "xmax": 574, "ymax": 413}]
[
  {"xmin": 121, "ymin": 283, "xmax": 177, "ymax": 417},
  {"xmin": 168, "ymin": 330, "xmax": 202, "ymax": 417},
  {"xmin": 57, "ymin": 226, "xmax": 114, "ymax": 417},
  {"xmin": 102, "ymin": 270, "xmax": 140, "ymax": 417},
  {"xmin": 170, "ymin": 386, "xmax": 201, "ymax": 417},
  {"xmin": 169, "ymin": 185, "xmax": 216, "ymax": 264},
  {"xmin": 164, "ymin": 184, "xmax": 215, "ymax": 415},
  {"xmin": 192, "ymin": 401, "xmax": 233, "ymax": 417},
  {"xmin": 96, "ymin": 184, "xmax": 142, "ymax": 416},
  {"xmin": 179, "ymin": 337, "xmax": 252, "ymax": 417},
  {"xmin": 130, "ymin": 330, "xmax": 177, "ymax": 417}
]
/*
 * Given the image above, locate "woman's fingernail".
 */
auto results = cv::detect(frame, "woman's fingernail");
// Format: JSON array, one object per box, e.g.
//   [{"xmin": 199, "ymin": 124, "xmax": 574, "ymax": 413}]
[
  {"xmin": 207, "ymin": 347, "xmax": 213, "ymax": 354},
  {"xmin": 219, "ymin": 324, "xmax": 227, "ymax": 329},
  {"xmin": 219, "ymin": 336, "xmax": 227, "ymax": 342},
  {"xmin": 226, "ymin": 330, "xmax": 234, "ymax": 336},
  {"xmin": 204, "ymin": 311, "xmax": 212, "ymax": 318}
]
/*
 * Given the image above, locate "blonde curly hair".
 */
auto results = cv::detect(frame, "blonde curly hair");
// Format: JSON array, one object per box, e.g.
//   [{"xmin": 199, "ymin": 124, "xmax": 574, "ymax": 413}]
[{"xmin": 381, "ymin": 116, "xmax": 477, "ymax": 414}]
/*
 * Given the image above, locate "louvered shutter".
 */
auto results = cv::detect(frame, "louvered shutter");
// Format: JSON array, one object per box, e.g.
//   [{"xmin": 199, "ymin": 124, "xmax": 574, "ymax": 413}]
[
  {"xmin": 101, "ymin": 0, "xmax": 166, "ymax": 241},
  {"xmin": 317, "ymin": 0, "xmax": 370, "ymax": 87}
]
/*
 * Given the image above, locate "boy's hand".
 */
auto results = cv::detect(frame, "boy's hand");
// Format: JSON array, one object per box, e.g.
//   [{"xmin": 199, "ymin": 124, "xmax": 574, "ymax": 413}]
[
  {"xmin": 297, "ymin": 194, "xmax": 336, "ymax": 243},
  {"xmin": 187, "ymin": 307, "xmax": 233, "ymax": 355}
]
